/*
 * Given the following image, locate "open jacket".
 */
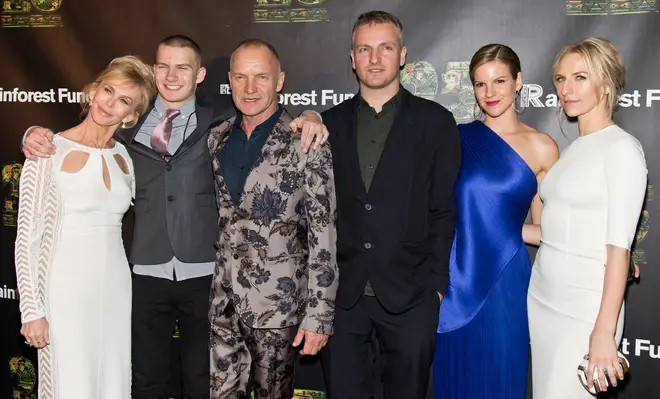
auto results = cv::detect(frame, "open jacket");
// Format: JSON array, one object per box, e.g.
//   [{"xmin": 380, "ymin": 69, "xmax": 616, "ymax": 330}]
[{"xmin": 208, "ymin": 110, "xmax": 338, "ymax": 334}]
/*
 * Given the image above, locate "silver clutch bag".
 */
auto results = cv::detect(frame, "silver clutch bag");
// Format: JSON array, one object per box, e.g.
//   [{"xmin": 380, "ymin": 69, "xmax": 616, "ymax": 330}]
[{"xmin": 577, "ymin": 352, "xmax": 630, "ymax": 395}]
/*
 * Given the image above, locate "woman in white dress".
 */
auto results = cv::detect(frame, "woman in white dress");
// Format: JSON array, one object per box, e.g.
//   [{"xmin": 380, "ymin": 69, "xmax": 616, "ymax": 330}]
[
  {"xmin": 524, "ymin": 37, "xmax": 647, "ymax": 398},
  {"xmin": 15, "ymin": 56, "xmax": 156, "ymax": 399}
]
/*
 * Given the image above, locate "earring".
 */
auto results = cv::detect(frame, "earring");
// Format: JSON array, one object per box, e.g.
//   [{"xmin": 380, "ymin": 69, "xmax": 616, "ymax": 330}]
[
  {"xmin": 556, "ymin": 106, "xmax": 568, "ymax": 138},
  {"xmin": 472, "ymin": 103, "xmax": 484, "ymax": 121},
  {"xmin": 513, "ymin": 89, "xmax": 525, "ymax": 114},
  {"xmin": 120, "ymin": 119, "xmax": 133, "ymax": 129}
]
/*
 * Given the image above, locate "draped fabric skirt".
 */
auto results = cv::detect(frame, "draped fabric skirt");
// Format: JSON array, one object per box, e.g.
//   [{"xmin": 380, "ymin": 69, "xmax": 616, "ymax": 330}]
[{"xmin": 433, "ymin": 248, "xmax": 531, "ymax": 399}]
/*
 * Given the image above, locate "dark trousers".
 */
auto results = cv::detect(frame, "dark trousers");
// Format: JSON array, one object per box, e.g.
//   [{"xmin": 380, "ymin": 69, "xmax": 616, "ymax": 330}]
[
  {"xmin": 132, "ymin": 274, "xmax": 213, "ymax": 399},
  {"xmin": 321, "ymin": 292, "xmax": 440, "ymax": 399},
  {"xmin": 209, "ymin": 301, "xmax": 298, "ymax": 399}
]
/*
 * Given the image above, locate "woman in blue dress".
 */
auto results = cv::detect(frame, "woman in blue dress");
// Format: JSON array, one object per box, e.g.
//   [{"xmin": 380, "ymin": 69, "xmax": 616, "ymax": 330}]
[{"xmin": 433, "ymin": 44, "xmax": 559, "ymax": 398}]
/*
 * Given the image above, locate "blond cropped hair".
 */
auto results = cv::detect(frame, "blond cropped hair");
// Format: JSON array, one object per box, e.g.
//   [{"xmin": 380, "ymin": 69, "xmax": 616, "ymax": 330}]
[{"xmin": 82, "ymin": 55, "xmax": 156, "ymax": 128}]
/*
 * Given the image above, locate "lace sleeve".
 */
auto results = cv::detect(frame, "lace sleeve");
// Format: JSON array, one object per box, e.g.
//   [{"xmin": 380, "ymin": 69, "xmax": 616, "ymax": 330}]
[{"xmin": 14, "ymin": 156, "xmax": 53, "ymax": 323}]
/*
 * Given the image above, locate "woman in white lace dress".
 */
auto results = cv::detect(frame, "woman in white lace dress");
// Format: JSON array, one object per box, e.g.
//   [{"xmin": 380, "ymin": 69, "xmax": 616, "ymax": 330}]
[
  {"xmin": 14, "ymin": 56, "xmax": 156, "ymax": 399},
  {"xmin": 525, "ymin": 37, "xmax": 647, "ymax": 398}
]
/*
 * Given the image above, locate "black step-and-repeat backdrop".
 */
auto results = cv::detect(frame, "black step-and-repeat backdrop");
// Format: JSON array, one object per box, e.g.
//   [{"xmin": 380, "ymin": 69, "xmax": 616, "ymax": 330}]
[{"xmin": 1, "ymin": 1, "xmax": 658, "ymax": 398}]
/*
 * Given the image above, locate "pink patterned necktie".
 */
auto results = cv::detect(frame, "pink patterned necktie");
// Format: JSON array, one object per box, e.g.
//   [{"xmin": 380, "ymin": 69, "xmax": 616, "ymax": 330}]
[{"xmin": 151, "ymin": 108, "xmax": 181, "ymax": 159}]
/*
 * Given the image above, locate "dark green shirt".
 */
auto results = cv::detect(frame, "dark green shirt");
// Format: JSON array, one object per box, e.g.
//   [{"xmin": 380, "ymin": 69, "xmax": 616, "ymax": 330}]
[
  {"xmin": 356, "ymin": 89, "xmax": 402, "ymax": 296},
  {"xmin": 356, "ymin": 89, "xmax": 403, "ymax": 191}
]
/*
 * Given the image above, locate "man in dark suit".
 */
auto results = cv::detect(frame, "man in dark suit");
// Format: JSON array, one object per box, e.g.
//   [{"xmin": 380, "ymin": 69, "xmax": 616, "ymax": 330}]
[
  {"xmin": 320, "ymin": 11, "xmax": 461, "ymax": 399},
  {"xmin": 21, "ymin": 35, "xmax": 328, "ymax": 399}
]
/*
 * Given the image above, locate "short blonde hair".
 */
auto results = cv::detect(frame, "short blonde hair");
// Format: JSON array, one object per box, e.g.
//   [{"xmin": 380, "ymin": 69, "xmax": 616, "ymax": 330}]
[
  {"xmin": 82, "ymin": 55, "xmax": 156, "ymax": 128},
  {"xmin": 553, "ymin": 37, "xmax": 625, "ymax": 116}
]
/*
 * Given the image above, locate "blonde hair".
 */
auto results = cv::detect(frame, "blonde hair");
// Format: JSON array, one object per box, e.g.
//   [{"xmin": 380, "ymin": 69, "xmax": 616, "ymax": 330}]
[
  {"xmin": 82, "ymin": 55, "xmax": 156, "ymax": 128},
  {"xmin": 552, "ymin": 37, "xmax": 625, "ymax": 116}
]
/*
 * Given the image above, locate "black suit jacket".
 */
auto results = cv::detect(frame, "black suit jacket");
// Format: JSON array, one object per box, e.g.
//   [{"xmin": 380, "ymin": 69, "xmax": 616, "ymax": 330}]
[
  {"xmin": 117, "ymin": 93, "xmax": 234, "ymax": 264},
  {"xmin": 322, "ymin": 88, "xmax": 461, "ymax": 314}
]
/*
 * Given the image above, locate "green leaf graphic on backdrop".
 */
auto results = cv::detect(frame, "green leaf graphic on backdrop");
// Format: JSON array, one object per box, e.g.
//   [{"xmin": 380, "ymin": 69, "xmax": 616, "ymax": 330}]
[
  {"xmin": 9, "ymin": 357, "xmax": 36, "ymax": 399},
  {"xmin": 566, "ymin": 0, "xmax": 658, "ymax": 15}
]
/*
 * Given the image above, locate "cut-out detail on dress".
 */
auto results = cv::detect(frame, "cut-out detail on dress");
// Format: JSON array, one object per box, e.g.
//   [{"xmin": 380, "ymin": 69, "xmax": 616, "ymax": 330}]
[
  {"xmin": 114, "ymin": 154, "xmax": 130, "ymax": 175},
  {"xmin": 14, "ymin": 135, "xmax": 135, "ymax": 399},
  {"xmin": 60, "ymin": 151, "xmax": 91, "ymax": 174}
]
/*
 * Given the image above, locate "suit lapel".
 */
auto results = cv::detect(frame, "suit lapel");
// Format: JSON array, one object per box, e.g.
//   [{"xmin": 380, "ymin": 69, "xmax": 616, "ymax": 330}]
[
  {"xmin": 172, "ymin": 101, "xmax": 214, "ymax": 159},
  {"xmin": 118, "ymin": 99, "xmax": 164, "ymax": 162},
  {"xmin": 367, "ymin": 89, "xmax": 416, "ymax": 197},
  {"xmin": 238, "ymin": 111, "xmax": 294, "ymax": 208},
  {"xmin": 209, "ymin": 118, "xmax": 236, "ymax": 206},
  {"xmin": 345, "ymin": 97, "xmax": 368, "ymax": 200},
  {"xmin": 120, "ymin": 96, "xmax": 216, "ymax": 162}
]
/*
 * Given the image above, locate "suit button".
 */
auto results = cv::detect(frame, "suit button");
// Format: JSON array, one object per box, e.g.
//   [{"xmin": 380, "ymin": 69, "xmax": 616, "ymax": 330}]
[
  {"xmin": 364, "ymin": 242, "xmax": 372, "ymax": 249},
  {"xmin": 167, "ymin": 195, "xmax": 175, "ymax": 202},
  {"xmin": 365, "ymin": 204, "xmax": 372, "ymax": 211},
  {"xmin": 233, "ymin": 254, "xmax": 239, "ymax": 259},
  {"xmin": 165, "ymin": 164, "xmax": 172, "ymax": 171}
]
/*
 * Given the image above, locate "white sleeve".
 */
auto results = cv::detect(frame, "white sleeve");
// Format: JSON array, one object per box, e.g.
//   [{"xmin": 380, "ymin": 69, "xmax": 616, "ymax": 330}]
[
  {"xmin": 604, "ymin": 137, "xmax": 648, "ymax": 249},
  {"xmin": 14, "ymin": 157, "xmax": 51, "ymax": 323}
]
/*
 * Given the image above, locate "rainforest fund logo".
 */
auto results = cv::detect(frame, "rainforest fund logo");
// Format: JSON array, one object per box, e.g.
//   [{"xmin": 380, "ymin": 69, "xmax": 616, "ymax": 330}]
[
  {"xmin": 2, "ymin": 163, "xmax": 23, "ymax": 227},
  {"xmin": 436, "ymin": 61, "xmax": 477, "ymax": 122},
  {"xmin": 9, "ymin": 357, "xmax": 36, "ymax": 399},
  {"xmin": 400, "ymin": 61, "xmax": 439, "ymax": 102},
  {"xmin": 254, "ymin": 0, "xmax": 329, "ymax": 23},
  {"xmin": 400, "ymin": 60, "xmax": 478, "ymax": 123},
  {"xmin": 566, "ymin": 0, "xmax": 658, "ymax": 15},
  {"xmin": 632, "ymin": 184, "xmax": 653, "ymax": 266},
  {"xmin": 1, "ymin": 0, "xmax": 63, "ymax": 28}
]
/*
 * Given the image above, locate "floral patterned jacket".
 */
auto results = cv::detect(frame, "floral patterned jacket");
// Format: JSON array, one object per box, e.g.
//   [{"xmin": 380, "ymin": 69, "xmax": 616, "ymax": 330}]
[{"xmin": 208, "ymin": 110, "xmax": 338, "ymax": 335}]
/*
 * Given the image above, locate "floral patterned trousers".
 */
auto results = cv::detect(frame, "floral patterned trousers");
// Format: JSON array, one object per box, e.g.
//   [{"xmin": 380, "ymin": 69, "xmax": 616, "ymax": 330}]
[{"xmin": 210, "ymin": 301, "xmax": 298, "ymax": 399}]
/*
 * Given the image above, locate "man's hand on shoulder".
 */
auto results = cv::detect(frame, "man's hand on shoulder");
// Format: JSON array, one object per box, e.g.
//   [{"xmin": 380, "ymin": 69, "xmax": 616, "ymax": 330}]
[
  {"xmin": 290, "ymin": 111, "xmax": 329, "ymax": 153},
  {"xmin": 24, "ymin": 127, "xmax": 55, "ymax": 161}
]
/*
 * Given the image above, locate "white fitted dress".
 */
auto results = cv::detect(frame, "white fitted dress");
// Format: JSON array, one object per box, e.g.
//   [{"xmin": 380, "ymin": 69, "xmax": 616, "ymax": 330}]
[
  {"xmin": 15, "ymin": 135, "xmax": 134, "ymax": 399},
  {"xmin": 528, "ymin": 125, "xmax": 647, "ymax": 398}
]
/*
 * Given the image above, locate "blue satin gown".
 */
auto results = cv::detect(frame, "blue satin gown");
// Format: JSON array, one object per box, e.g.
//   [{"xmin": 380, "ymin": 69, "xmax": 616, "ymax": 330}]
[{"xmin": 433, "ymin": 121, "xmax": 537, "ymax": 399}]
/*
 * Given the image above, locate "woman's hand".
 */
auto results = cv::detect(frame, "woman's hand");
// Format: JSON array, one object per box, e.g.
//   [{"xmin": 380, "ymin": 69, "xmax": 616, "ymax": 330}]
[
  {"xmin": 587, "ymin": 328, "xmax": 624, "ymax": 392},
  {"xmin": 21, "ymin": 317, "xmax": 50, "ymax": 349}
]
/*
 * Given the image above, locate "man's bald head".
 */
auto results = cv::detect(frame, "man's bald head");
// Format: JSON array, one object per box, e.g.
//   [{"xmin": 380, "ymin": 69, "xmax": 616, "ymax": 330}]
[
  {"xmin": 228, "ymin": 37, "xmax": 285, "ymax": 122},
  {"xmin": 230, "ymin": 38, "xmax": 281, "ymax": 72}
]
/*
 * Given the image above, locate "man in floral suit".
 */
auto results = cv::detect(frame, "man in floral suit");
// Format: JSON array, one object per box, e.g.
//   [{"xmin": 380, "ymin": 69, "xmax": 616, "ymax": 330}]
[{"xmin": 207, "ymin": 37, "xmax": 338, "ymax": 399}]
